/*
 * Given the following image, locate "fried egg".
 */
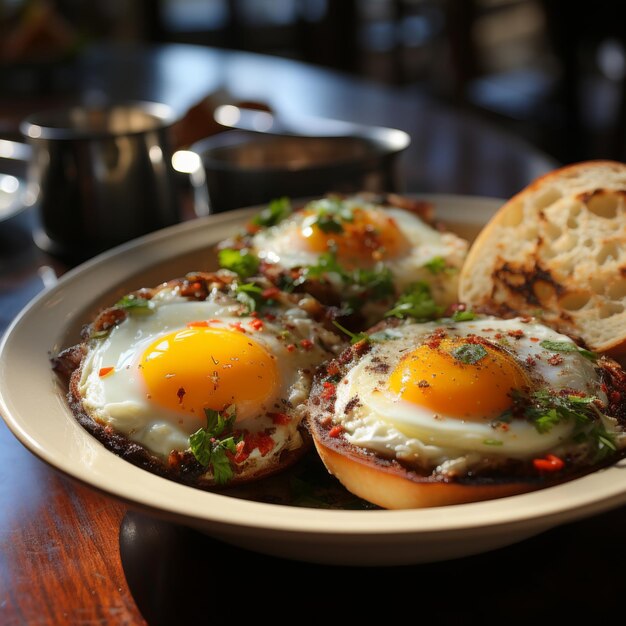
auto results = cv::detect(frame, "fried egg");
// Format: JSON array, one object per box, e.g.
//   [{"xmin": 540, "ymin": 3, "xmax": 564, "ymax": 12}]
[
  {"xmin": 77, "ymin": 284, "xmax": 342, "ymax": 470},
  {"xmin": 250, "ymin": 197, "xmax": 468, "ymax": 307},
  {"xmin": 327, "ymin": 317, "xmax": 625, "ymax": 476}
]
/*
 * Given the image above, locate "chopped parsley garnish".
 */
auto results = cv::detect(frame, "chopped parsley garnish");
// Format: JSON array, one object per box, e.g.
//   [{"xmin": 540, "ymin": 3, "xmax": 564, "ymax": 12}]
[
  {"xmin": 539, "ymin": 339, "xmax": 597, "ymax": 361},
  {"xmin": 115, "ymin": 294, "xmax": 155, "ymax": 313},
  {"xmin": 506, "ymin": 389, "xmax": 617, "ymax": 461},
  {"xmin": 385, "ymin": 281, "xmax": 443, "ymax": 320},
  {"xmin": 451, "ymin": 309, "xmax": 477, "ymax": 322},
  {"xmin": 218, "ymin": 248, "xmax": 260, "ymax": 278},
  {"xmin": 189, "ymin": 406, "xmax": 239, "ymax": 484},
  {"xmin": 451, "ymin": 343, "xmax": 488, "ymax": 365},
  {"xmin": 423, "ymin": 256, "xmax": 448, "ymax": 274},
  {"xmin": 332, "ymin": 320, "xmax": 371, "ymax": 345},
  {"xmin": 301, "ymin": 252, "xmax": 394, "ymax": 308},
  {"xmin": 305, "ymin": 198, "xmax": 354, "ymax": 234},
  {"xmin": 250, "ymin": 197, "xmax": 292, "ymax": 228},
  {"xmin": 235, "ymin": 282, "xmax": 264, "ymax": 313},
  {"xmin": 483, "ymin": 438, "xmax": 504, "ymax": 446}
]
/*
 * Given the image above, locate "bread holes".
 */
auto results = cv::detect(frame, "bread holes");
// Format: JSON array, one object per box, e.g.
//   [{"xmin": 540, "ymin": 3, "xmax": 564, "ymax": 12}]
[
  {"xmin": 597, "ymin": 241, "xmax": 620, "ymax": 265},
  {"xmin": 607, "ymin": 279, "xmax": 626, "ymax": 300},
  {"xmin": 598, "ymin": 302, "xmax": 624, "ymax": 318},
  {"xmin": 501, "ymin": 200, "xmax": 524, "ymax": 227},
  {"xmin": 559, "ymin": 291, "xmax": 591, "ymax": 311},
  {"xmin": 590, "ymin": 277, "xmax": 606, "ymax": 294},
  {"xmin": 533, "ymin": 280, "xmax": 556, "ymax": 303},
  {"xmin": 535, "ymin": 188, "xmax": 562, "ymax": 211},
  {"xmin": 543, "ymin": 221, "xmax": 562, "ymax": 241},
  {"xmin": 586, "ymin": 192, "xmax": 621, "ymax": 219},
  {"xmin": 567, "ymin": 216, "xmax": 578, "ymax": 229}
]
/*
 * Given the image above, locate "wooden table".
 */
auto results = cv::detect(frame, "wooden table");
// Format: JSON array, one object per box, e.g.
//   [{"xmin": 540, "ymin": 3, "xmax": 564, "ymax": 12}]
[{"xmin": 6, "ymin": 44, "xmax": 622, "ymax": 626}]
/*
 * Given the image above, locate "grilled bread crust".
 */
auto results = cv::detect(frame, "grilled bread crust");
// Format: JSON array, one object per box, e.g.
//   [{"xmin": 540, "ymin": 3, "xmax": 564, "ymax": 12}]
[{"xmin": 459, "ymin": 161, "xmax": 626, "ymax": 355}]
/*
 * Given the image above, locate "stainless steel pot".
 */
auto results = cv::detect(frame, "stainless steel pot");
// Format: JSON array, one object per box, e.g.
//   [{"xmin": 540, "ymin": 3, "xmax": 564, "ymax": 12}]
[{"xmin": 20, "ymin": 102, "xmax": 180, "ymax": 260}]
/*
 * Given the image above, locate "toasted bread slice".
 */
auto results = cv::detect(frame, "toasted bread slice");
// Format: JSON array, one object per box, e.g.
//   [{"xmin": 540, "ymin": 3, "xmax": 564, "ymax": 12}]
[
  {"xmin": 308, "ymin": 415, "xmax": 539, "ymax": 509},
  {"xmin": 459, "ymin": 161, "xmax": 626, "ymax": 355}
]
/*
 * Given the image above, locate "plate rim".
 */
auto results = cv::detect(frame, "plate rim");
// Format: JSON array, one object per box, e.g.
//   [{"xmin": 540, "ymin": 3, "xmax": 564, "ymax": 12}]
[{"xmin": 3, "ymin": 193, "xmax": 626, "ymax": 539}]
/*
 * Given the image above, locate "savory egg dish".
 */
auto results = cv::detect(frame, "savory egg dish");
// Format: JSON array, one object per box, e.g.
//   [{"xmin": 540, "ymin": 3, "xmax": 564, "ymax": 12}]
[
  {"xmin": 54, "ymin": 271, "xmax": 343, "ymax": 487},
  {"xmin": 219, "ymin": 195, "xmax": 468, "ymax": 326},
  {"xmin": 306, "ymin": 315, "xmax": 626, "ymax": 508},
  {"xmin": 53, "ymin": 184, "xmax": 626, "ymax": 508}
]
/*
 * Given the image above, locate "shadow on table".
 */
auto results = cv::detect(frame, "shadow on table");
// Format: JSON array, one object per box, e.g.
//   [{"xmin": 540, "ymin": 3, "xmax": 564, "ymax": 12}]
[{"xmin": 120, "ymin": 505, "xmax": 626, "ymax": 624}]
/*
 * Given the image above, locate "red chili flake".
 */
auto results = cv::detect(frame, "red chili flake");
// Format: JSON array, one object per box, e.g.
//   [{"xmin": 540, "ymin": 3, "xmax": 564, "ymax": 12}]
[
  {"xmin": 231, "ymin": 440, "xmax": 250, "ymax": 464},
  {"xmin": 98, "ymin": 366, "xmax": 114, "ymax": 378},
  {"xmin": 244, "ymin": 432, "xmax": 275, "ymax": 456},
  {"xmin": 530, "ymin": 337, "xmax": 540, "ymax": 342},
  {"xmin": 326, "ymin": 362, "xmax": 340, "ymax": 377},
  {"xmin": 264, "ymin": 313, "xmax": 276, "ymax": 321},
  {"xmin": 547, "ymin": 354, "xmax": 564, "ymax": 366},
  {"xmin": 611, "ymin": 391, "xmax": 622, "ymax": 403},
  {"xmin": 526, "ymin": 356, "xmax": 536, "ymax": 366},
  {"xmin": 329, "ymin": 425, "xmax": 344, "ymax": 438},
  {"xmin": 494, "ymin": 333, "xmax": 503, "ymax": 339},
  {"xmin": 269, "ymin": 412, "xmax": 290, "ymax": 425},
  {"xmin": 300, "ymin": 339, "xmax": 314, "ymax": 350},
  {"xmin": 187, "ymin": 320, "xmax": 209, "ymax": 328},
  {"xmin": 177, "ymin": 387, "xmax": 186, "ymax": 404},
  {"xmin": 246, "ymin": 223, "xmax": 261, "ymax": 235},
  {"xmin": 209, "ymin": 319, "xmax": 221, "ymax": 323},
  {"xmin": 286, "ymin": 343, "xmax": 296, "ymax": 352},
  {"xmin": 322, "ymin": 381, "xmax": 336, "ymax": 399},
  {"xmin": 262, "ymin": 286, "xmax": 280, "ymax": 300},
  {"xmin": 465, "ymin": 334, "xmax": 480, "ymax": 344},
  {"xmin": 250, "ymin": 310, "xmax": 258, "ymax": 318},
  {"xmin": 507, "ymin": 329, "xmax": 524, "ymax": 339},
  {"xmin": 248, "ymin": 318, "xmax": 264, "ymax": 331},
  {"xmin": 533, "ymin": 454, "xmax": 564, "ymax": 472},
  {"xmin": 601, "ymin": 383, "xmax": 609, "ymax": 394},
  {"xmin": 229, "ymin": 322, "xmax": 246, "ymax": 333}
]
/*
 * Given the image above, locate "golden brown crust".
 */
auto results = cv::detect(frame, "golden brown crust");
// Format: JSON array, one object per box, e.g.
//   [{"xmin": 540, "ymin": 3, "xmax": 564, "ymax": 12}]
[
  {"xmin": 308, "ymin": 416, "xmax": 538, "ymax": 509},
  {"xmin": 305, "ymin": 325, "xmax": 626, "ymax": 509},
  {"xmin": 460, "ymin": 161, "xmax": 626, "ymax": 355}
]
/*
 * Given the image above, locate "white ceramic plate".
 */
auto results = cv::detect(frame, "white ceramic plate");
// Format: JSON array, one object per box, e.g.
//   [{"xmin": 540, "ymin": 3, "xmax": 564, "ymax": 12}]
[{"xmin": 2, "ymin": 194, "xmax": 626, "ymax": 566}]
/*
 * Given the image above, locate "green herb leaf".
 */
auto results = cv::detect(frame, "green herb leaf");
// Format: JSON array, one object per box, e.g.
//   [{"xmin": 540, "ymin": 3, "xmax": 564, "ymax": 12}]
[
  {"xmin": 302, "ymin": 251, "xmax": 346, "ymax": 281},
  {"xmin": 483, "ymin": 438, "xmax": 504, "ymax": 446},
  {"xmin": 235, "ymin": 282, "xmax": 264, "ymax": 313},
  {"xmin": 189, "ymin": 406, "xmax": 238, "ymax": 483},
  {"xmin": 218, "ymin": 248, "xmax": 260, "ymax": 278},
  {"xmin": 540, "ymin": 339, "xmax": 598, "ymax": 361},
  {"xmin": 423, "ymin": 256, "xmax": 448, "ymax": 274},
  {"xmin": 451, "ymin": 343, "xmax": 488, "ymax": 365},
  {"xmin": 452, "ymin": 309, "xmax": 477, "ymax": 322},
  {"xmin": 251, "ymin": 197, "xmax": 292, "ymax": 228},
  {"xmin": 332, "ymin": 320, "xmax": 370, "ymax": 345},
  {"xmin": 385, "ymin": 281, "xmax": 443, "ymax": 320},
  {"xmin": 353, "ymin": 266, "xmax": 395, "ymax": 299},
  {"xmin": 509, "ymin": 389, "xmax": 617, "ymax": 461},
  {"xmin": 115, "ymin": 295, "xmax": 155, "ymax": 313},
  {"xmin": 210, "ymin": 437, "xmax": 238, "ymax": 485}
]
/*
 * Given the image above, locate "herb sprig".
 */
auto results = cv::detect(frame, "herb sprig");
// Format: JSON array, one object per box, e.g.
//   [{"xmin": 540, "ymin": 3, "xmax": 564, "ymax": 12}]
[
  {"xmin": 385, "ymin": 281, "xmax": 443, "ymax": 320},
  {"xmin": 506, "ymin": 389, "xmax": 617, "ymax": 461},
  {"xmin": 189, "ymin": 406, "xmax": 239, "ymax": 484}
]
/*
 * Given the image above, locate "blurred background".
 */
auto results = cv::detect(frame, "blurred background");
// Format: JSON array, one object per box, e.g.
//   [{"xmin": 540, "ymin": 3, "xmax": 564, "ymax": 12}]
[{"xmin": 2, "ymin": 0, "xmax": 626, "ymax": 165}]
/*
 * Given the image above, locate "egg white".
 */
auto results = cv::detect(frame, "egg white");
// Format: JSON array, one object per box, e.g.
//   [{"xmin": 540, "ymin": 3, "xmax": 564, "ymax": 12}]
[
  {"xmin": 251, "ymin": 198, "xmax": 468, "ymax": 306},
  {"xmin": 332, "ymin": 318, "xmax": 611, "ymax": 473},
  {"xmin": 79, "ymin": 289, "xmax": 341, "ymax": 458}
]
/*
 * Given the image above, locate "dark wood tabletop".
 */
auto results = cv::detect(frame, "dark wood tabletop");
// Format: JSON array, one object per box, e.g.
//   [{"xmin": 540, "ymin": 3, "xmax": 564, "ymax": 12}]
[{"xmin": 6, "ymin": 44, "xmax": 625, "ymax": 626}]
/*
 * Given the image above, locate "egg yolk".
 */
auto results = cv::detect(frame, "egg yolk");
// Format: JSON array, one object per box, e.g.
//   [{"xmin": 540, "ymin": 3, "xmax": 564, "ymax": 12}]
[
  {"xmin": 387, "ymin": 337, "xmax": 529, "ymax": 421},
  {"xmin": 299, "ymin": 207, "xmax": 410, "ymax": 268},
  {"xmin": 140, "ymin": 327, "xmax": 279, "ymax": 420}
]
